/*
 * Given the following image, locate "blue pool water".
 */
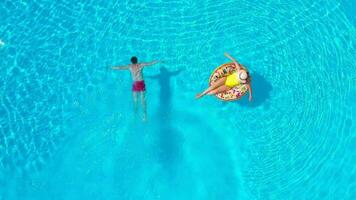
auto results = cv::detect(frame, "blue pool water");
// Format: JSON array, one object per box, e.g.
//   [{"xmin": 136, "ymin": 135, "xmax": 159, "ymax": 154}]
[{"xmin": 1, "ymin": 0, "xmax": 355, "ymax": 199}]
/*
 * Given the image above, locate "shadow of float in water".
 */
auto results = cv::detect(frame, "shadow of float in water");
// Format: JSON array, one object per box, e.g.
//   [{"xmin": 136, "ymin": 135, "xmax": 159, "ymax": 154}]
[{"xmin": 233, "ymin": 72, "xmax": 273, "ymax": 108}]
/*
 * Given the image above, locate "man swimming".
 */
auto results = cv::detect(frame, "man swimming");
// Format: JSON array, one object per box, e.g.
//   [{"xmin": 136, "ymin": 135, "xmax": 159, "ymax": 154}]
[{"xmin": 112, "ymin": 56, "xmax": 160, "ymax": 121}]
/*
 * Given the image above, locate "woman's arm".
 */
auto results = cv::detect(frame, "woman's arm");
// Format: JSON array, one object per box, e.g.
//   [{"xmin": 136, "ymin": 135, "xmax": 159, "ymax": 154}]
[
  {"xmin": 224, "ymin": 52, "xmax": 241, "ymax": 70},
  {"xmin": 112, "ymin": 65, "xmax": 129, "ymax": 70},
  {"xmin": 247, "ymin": 83, "xmax": 253, "ymax": 102}
]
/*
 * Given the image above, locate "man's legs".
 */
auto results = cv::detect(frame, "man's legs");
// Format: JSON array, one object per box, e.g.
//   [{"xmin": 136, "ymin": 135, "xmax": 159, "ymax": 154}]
[
  {"xmin": 132, "ymin": 92, "xmax": 138, "ymax": 114},
  {"xmin": 141, "ymin": 91, "xmax": 147, "ymax": 121}
]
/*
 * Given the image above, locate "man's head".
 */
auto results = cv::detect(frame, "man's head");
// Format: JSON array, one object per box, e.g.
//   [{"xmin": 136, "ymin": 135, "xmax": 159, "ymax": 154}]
[{"xmin": 131, "ymin": 56, "xmax": 138, "ymax": 64}]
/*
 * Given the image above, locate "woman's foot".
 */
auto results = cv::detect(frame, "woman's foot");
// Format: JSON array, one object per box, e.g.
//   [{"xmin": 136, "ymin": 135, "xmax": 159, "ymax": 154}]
[{"xmin": 195, "ymin": 93, "xmax": 203, "ymax": 99}]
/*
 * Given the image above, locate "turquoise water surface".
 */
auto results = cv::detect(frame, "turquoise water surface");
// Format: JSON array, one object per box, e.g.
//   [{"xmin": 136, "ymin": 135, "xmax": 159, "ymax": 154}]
[{"xmin": 1, "ymin": 0, "xmax": 355, "ymax": 199}]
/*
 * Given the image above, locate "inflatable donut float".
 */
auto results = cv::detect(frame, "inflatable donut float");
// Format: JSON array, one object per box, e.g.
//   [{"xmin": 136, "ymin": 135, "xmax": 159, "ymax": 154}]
[{"xmin": 209, "ymin": 62, "xmax": 249, "ymax": 101}]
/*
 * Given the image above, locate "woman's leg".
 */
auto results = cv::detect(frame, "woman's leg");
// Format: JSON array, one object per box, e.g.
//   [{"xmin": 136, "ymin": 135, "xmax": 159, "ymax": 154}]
[
  {"xmin": 196, "ymin": 77, "xmax": 226, "ymax": 99},
  {"xmin": 208, "ymin": 85, "xmax": 230, "ymax": 95}
]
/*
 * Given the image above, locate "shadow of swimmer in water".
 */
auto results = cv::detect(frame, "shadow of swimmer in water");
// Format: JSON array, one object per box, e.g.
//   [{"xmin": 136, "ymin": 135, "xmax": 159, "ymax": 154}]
[
  {"xmin": 147, "ymin": 67, "xmax": 183, "ymax": 118},
  {"xmin": 147, "ymin": 66, "xmax": 184, "ymax": 167}
]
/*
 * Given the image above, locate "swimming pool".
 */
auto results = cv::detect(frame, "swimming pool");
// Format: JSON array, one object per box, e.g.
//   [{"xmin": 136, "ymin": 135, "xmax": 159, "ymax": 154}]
[{"xmin": 1, "ymin": 0, "xmax": 355, "ymax": 199}]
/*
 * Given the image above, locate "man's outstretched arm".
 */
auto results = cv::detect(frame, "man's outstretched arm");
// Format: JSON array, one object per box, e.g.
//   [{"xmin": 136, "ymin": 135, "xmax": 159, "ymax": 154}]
[
  {"xmin": 112, "ymin": 65, "xmax": 130, "ymax": 70},
  {"xmin": 140, "ymin": 60, "xmax": 160, "ymax": 67}
]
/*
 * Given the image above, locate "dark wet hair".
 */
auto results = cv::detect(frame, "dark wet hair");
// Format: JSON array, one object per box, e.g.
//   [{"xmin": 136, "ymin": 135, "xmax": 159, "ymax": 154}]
[{"xmin": 131, "ymin": 56, "xmax": 138, "ymax": 64}]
